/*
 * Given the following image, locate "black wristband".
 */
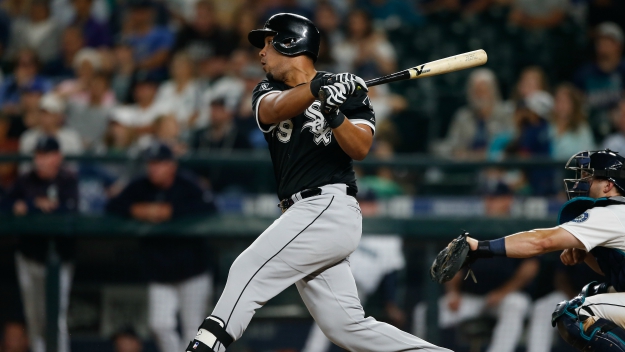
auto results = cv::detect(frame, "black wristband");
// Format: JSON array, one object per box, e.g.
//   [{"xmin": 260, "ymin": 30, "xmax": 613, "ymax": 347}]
[{"xmin": 324, "ymin": 110, "xmax": 345, "ymax": 129}]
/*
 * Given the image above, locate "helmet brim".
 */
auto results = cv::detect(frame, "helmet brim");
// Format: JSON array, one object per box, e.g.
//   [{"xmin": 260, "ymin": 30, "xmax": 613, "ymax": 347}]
[{"xmin": 248, "ymin": 29, "xmax": 278, "ymax": 49}]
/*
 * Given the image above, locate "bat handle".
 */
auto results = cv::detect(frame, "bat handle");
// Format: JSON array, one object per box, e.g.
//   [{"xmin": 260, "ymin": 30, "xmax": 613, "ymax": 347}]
[{"xmin": 318, "ymin": 88, "xmax": 333, "ymax": 115}]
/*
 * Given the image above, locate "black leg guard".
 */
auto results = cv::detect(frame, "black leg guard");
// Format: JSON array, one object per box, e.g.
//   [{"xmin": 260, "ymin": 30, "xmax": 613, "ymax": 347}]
[
  {"xmin": 185, "ymin": 316, "xmax": 234, "ymax": 352},
  {"xmin": 552, "ymin": 298, "xmax": 625, "ymax": 351}
]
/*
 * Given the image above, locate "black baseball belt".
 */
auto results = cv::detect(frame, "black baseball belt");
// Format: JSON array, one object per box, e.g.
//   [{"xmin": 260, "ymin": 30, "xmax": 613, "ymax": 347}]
[{"xmin": 278, "ymin": 186, "xmax": 357, "ymax": 212}]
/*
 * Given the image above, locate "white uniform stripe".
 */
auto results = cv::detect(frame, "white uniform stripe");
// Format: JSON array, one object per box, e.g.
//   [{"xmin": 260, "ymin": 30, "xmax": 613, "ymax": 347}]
[
  {"xmin": 255, "ymin": 91, "xmax": 280, "ymax": 133},
  {"xmin": 350, "ymin": 119, "xmax": 376, "ymax": 134}
]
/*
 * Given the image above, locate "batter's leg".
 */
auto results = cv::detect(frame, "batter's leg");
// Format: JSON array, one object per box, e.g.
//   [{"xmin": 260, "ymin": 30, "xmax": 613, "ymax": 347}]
[
  {"xmin": 297, "ymin": 259, "xmax": 452, "ymax": 352},
  {"xmin": 188, "ymin": 195, "xmax": 360, "ymax": 352}
]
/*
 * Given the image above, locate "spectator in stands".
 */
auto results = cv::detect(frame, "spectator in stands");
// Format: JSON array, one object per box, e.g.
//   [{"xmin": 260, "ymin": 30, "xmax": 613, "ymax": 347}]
[
  {"xmin": 0, "ymin": 80, "xmax": 46, "ymax": 150},
  {"xmin": 231, "ymin": 5, "xmax": 260, "ymax": 49},
  {"xmin": 106, "ymin": 142, "xmax": 215, "ymax": 352},
  {"xmin": 514, "ymin": 66, "xmax": 550, "ymax": 104},
  {"xmin": 111, "ymin": 44, "xmax": 136, "ymax": 104},
  {"xmin": 56, "ymin": 48, "xmax": 107, "ymax": 103},
  {"xmin": 19, "ymin": 93, "xmax": 83, "ymax": 156},
  {"xmin": 508, "ymin": 0, "xmax": 567, "ymax": 29},
  {"xmin": 434, "ymin": 68, "xmax": 514, "ymax": 160},
  {"xmin": 191, "ymin": 97, "xmax": 251, "ymax": 152},
  {"xmin": 574, "ymin": 22, "xmax": 625, "ymax": 141},
  {"xmin": 602, "ymin": 97, "xmax": 625, "ymax": 154},
  {"xmin": 507, "ymin": 91, "xmax": 555, "ymax": 195},
  {"xmin": 1, "ymin": 321, "xmax": 30, "ymax": 352},
  {"xmin": 0, "ymin": 50, "xmax": 52, "ymax": 116},
  {"xmin": 356, "ymin": 0, "xmax": 424, "ymax": 29},
  {"xmin": 154, "ymin": 53, "xmax": 201, "ymax": 137},
  {"xmin": 508, "ymin": 91, "xmax": 553, "ymax": 158},
  {"xmin": 0, "ymin": 136, "xmax": 78, "ymax": 352},
  {"xmin": 1, "ymin": 0, "xmax": 31, "ymax": 18},
  {"xmin": 5, "ymin": 0, "xmax": 63, "ymax": 64},
  {"xmin": 121, "ymin": 0, "xmax": 174, "ymax": 79},
  {"xmin": 66, "ymin": 72, "xmax": 116, "ymax": 150},
  {"xmin": 103, "ymin": 120, "xmax": 136, "ymax": 154},
  {"xmin": 413, "ymin": 258, "xmax": 538, "ymax": 352},
  {"xmin": 43, "ymin": 26, "xmax": 87, "ymax": 80},
  {"xmin": 70, "ymin": 0, "xmax": 112, "ymax": 48},
  {"xmin": 550, "ymin": 83, "xmax": 596, "ymax": 160},
  {"xmin": 131, "ymin": 115, "xmax": 187, "ymax": 156},
  {"xmin": 333, "ymin": 9, "xmax": 397, "ymax": 78},
  {"xmin": 314, "ymin": 2, "xmax": 344, "ymax": 48},
  {"xmin": 173, "ymin": 0, "xmax": 236, "ymax": 62},
  {"xmin": 111, "ymin": 327, "xmax": 143, "ymax": 352},
  {"xmin": 420, "ymin": 0, "xmax": 493, "ymax": 15},
  {"xmin": 111, "ymin": 75, "xmax": 164, "ymax": 130}
]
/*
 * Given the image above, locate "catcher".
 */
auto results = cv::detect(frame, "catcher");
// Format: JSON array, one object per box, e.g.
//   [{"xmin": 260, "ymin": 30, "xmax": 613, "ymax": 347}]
[{"xmin": 431, "ymin": 149, "xmax": 625, "ymax": 351}]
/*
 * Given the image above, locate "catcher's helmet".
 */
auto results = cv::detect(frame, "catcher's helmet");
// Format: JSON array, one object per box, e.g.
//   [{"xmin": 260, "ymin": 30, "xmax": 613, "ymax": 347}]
[
  {"xmin": 564, "ymin": 149, "xmax": 625, "ymax": 199},
  {"xmin": 248, "ymin": 13, "xmax": 320, "ymax": 62}
]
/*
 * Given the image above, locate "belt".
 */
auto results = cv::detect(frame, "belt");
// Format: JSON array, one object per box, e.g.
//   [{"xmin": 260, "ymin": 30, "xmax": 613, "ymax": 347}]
[{"xmin": 278, "ymin": 186, "xmax": 357, "ymax": 212}]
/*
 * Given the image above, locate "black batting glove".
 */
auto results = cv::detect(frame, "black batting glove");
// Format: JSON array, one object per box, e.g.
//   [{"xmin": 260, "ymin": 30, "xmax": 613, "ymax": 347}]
[
  {"xmin": 310, "ymin": 73, "xmax": 335, "ymax": 98},
  {"xmin": 335, "ymin": 73, "xmax": 368, "ymax": 93}
]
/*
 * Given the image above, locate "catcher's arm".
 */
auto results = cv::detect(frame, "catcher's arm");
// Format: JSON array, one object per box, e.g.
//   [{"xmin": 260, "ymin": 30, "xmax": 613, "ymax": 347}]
[{"xmin": 465, "ymin": 227, "xmax": 585, "ymax": 258}]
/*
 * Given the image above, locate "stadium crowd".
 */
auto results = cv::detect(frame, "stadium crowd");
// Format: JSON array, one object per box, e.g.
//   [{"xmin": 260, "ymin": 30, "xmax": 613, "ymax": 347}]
[{"xmin": 0, "ymin": 0, "xmax": 624, "ymax": 351}]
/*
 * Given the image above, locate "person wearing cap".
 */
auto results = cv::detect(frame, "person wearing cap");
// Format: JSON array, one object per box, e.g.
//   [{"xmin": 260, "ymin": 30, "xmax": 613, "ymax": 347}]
[
  {"xmin": 0, "ymin": 136, "xmax": 78, "ymax": 352},
  {"xmin": 106, "ymin": 142, "xmax": 216, "ymax": 352},
  {"xmin": 574, "ymin": 21, "xmax": 625, "ymax": 141},
  {"xmin": 19, "ymin": 92, "xmax": 83, "ymax": 159}
]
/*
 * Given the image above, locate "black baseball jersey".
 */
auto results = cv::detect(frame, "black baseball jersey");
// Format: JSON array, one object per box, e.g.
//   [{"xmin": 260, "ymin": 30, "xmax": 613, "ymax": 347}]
[{"xmin": 252, "ymin": 72, "xmax": 376, "ymax": 200}]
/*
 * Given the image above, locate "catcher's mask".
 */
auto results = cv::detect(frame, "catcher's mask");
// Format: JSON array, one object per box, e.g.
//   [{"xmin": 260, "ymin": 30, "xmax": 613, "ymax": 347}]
[{"xmin": 564, "ymin": 149, "xmax": 625, "ymax": 199}]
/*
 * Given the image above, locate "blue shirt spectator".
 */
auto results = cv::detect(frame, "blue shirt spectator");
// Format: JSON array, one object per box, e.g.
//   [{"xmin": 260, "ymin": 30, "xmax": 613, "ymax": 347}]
[
  {"xmin": 0, "ymin": 50, "xmax": 52, "ymax": 114},
  {"xmin": 71, "ymin": 0, "xmax": 113, "ymax": 48},
  {"xmin": 121, "ymin": 1, "xmax": 174, "ymax": 79}
]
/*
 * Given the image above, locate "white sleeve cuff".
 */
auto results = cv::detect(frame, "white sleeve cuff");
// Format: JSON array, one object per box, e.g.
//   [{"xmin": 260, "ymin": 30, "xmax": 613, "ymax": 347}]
[
  {"xmin": 559, "ymin": 225, "xmax": 593, "ymax": 252},
  {"xmin": 255, "ymin": 91, "xmax": 280, "ymax": 133},
  {"xmin": 350, "ymin": 119, "xmax": 376, "ymax": 134}
]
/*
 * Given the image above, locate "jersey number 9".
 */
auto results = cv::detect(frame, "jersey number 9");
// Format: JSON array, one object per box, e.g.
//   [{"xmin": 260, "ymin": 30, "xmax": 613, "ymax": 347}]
[{"xmin": 277, "ymin": 120, "xmax": 293, "ymax": 143}]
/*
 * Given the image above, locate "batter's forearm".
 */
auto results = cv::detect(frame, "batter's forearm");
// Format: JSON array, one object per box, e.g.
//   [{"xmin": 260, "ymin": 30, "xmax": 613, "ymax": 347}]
[
  {"xmin": 332, "ymin": 121, "xmax": 373, "ymax": 160},
  {"xmin": 258, "ymin": 84, "xmax": 316, "ymax": 125}
]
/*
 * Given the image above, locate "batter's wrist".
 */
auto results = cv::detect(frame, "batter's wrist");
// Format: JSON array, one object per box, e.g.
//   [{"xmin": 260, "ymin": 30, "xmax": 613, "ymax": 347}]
[{"xmin": 324, "ymin": 110, "xmax": 345, "ymax": 129}]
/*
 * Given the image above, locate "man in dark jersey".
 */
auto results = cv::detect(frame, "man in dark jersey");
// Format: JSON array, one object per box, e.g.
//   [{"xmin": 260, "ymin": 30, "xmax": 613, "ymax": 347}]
[{"xmin": 185, "ymin": 13, "xmax": 450, "ymax": 352}]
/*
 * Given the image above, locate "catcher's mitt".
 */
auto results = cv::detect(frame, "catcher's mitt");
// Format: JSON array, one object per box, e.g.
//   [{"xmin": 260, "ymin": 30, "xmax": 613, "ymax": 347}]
[{"xmin": 430, "ymin": 231, "xmax": 477, "ymax": 284}]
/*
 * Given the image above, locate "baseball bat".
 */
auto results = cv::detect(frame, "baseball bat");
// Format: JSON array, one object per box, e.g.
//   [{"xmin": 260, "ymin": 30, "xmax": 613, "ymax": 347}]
[
  {"xmin": 364, "ymin": 49, "xmax": 488, "ymax": 87},
  {"xmin": 318, "ymin": 50, "xmax": 487, "ymax": 113}
]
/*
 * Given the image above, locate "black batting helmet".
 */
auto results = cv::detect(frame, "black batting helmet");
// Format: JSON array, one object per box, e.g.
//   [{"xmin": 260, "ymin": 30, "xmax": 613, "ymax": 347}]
[
  {"xmin": 564, "ymin": 149, "xmax": 625, "ymax": 199},
  {"xmin": 248, "ymin": 13, "xmax": 320, "ymax": 62}
]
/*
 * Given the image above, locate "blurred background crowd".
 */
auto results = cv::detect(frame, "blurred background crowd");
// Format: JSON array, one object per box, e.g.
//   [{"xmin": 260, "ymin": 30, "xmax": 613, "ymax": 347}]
[{"xmin": 0, "ymin": 0, "xmax": 623, "ymax": 351}]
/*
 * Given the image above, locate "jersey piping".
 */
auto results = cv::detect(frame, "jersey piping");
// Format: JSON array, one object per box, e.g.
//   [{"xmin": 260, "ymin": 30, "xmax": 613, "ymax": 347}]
[{"xmin": 255, "ymin": 91, "xmax": 280, "ymax": 133}]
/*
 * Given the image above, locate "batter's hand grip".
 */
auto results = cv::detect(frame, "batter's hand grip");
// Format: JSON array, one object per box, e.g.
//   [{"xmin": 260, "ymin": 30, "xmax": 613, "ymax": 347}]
[{"xmin": 318, "ymin": 88, "xmax": 332, "ymax": 115}]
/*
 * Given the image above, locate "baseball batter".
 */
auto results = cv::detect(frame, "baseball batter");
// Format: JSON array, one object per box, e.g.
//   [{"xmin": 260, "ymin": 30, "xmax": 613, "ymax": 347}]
[
  {"xmin": 185, "ymin": 13, "xmax": 449, "ymax": 352},
  {"xmin": 437, "ymin": 149, "xmax": 625, "ymax": 351}
]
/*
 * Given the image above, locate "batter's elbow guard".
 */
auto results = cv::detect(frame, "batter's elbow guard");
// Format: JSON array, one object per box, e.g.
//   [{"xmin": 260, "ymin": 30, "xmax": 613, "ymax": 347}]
[
  {"xmin": 551, "ymin": 298, "xmax": 625, "ymax": 351},
  {"xmin": 186, "ymin": 316, "xmax": 234, "ymax": 352}
]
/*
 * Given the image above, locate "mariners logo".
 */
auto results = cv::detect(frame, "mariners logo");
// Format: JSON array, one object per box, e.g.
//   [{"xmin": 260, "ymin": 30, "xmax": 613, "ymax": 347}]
[
  {"xmin": 303, "ymin": 101, "xmax": 333, "ymax": 146},
  {"xmin": 572, "ymin": 212, "xmax": 589, "ymax": 223}
]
